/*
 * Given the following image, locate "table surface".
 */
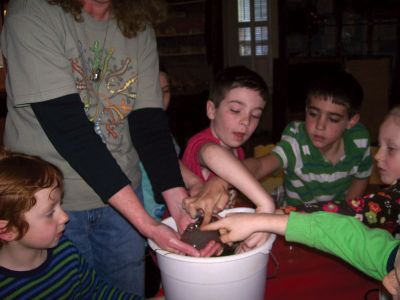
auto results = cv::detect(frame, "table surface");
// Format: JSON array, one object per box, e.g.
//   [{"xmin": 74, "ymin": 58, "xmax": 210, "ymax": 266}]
[{"xmin": 265, "ymin": 235, "xmax": 381, "ymax": 300}]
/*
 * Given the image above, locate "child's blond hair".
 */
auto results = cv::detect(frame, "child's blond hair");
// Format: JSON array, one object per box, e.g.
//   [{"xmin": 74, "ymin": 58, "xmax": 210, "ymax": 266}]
[{"xmin": 387, "ymin": 105, "xmax": 400, "ymax": 123}]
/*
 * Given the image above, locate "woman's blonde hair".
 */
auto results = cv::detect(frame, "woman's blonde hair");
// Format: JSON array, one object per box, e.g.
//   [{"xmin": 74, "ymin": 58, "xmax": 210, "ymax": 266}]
[
  {"xmin": 47, "ymin": 0, "xmax": 167, "ymax": 38},
  {"xmin": 0, "ymin": 148, "xmax": 64, "ymax": 245}
]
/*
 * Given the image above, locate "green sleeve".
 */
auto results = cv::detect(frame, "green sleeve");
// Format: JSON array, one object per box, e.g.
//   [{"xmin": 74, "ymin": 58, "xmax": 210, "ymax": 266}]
[{"xmin": 286, "ymin": 211, "xmax": 399, "ymax": 280}]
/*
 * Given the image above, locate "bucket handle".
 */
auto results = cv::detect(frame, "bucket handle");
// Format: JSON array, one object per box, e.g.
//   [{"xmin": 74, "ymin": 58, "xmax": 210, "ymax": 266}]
[
  {"xmin": 267, "ymin": 251, "xmax": 280, "ymax": 279},
  {"xmin": 260, "ymin": 234, "xmax": 276, "ymax": 255}
]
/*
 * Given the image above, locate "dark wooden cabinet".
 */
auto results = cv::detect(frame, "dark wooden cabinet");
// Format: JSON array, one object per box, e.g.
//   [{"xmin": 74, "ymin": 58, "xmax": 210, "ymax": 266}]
[
  {"xmin": 156, "ymin": 0, "xmax": 223, "ymax": 150},
  {"xmin": 156, "ymin": 0, "xmax": 211, "ymax": 96},
  {"xmin": 273, "ymin": 0, "xmax": 400, "ymax": 143}
]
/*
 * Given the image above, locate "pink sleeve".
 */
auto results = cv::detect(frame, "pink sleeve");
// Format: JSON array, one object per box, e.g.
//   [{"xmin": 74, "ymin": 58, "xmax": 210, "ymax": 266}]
[
  {"xmin": 182, "ymin": 128, "xmax": 218, "ymax": 182},
  {"xmin": 182, "ymin": 128, "xmax": 246, "ymax": 181},
  {"xmin": 237, "ymin": 147, "xmax": 246, "ymax": 161}
]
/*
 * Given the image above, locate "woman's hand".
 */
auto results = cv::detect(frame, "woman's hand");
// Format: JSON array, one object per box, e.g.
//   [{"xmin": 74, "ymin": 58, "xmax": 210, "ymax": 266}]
[
  {"xmin": 148, "ymin": 220, "xmax": 201, "ymax": 256},
  {"xmin": 198, "ymin": 240, "xmax": 224, "ymax": 257},
  {"xmin": 149, "ymin": 218, "xmax": 222, "ymax": 257}
]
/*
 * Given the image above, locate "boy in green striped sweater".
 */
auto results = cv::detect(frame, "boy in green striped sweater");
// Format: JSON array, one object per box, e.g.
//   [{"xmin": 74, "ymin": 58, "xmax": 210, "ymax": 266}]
[
  {"xmin": 0, "ymin": 149, "xmax": 162, "ymax": 300},
  {"xmin": 245, "ymin": 70, "xmax": 372, "ymax": 207}
]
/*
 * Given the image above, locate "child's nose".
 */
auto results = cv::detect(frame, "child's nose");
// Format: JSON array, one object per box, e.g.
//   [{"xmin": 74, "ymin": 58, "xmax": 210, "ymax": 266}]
[
  {"xmin": 240, "ymin": 115, "xmax": 250, "ymax": 126},
  {"xmin": 316, "ymin": 116, "xmax": 326, "ymax": 130},
  {"xmin": 60, "ymin": 209, "xmax": 69, "ymax": 224},
  {"xmin": 374, "ymin": 147, "xmax": 383, "ymax": 162}
]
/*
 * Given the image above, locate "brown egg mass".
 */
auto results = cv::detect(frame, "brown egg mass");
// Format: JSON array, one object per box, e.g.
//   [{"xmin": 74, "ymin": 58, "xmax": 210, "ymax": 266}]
[{"xmin": 180, "ymin": 216, "xmax": 220, "ymax": 250}]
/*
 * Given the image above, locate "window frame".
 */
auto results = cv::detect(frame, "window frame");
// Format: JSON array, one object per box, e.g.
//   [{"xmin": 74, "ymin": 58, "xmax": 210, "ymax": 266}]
[{"xmin": 237, "ymin": 0, "xmax": 269, "ymax": 57}]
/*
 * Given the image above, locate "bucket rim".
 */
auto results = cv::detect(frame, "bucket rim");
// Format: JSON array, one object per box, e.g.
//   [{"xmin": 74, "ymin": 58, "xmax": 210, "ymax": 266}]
[{"xmin": 148, "ymin": 207, "xmax": 276, "ymax": 263}]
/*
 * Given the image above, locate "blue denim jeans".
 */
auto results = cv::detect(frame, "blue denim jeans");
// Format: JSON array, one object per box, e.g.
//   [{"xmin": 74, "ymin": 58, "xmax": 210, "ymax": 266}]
[{"xmin": 64, "ymin": 187, "xmax": 145, "ymax": 296}]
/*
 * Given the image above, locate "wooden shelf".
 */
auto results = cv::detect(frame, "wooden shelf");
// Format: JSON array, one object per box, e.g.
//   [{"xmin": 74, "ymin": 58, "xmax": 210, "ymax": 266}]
[
  {"xmin": 157, "ymin": 32, "xmax": 205, "ymax": 38},
  {"xmin": 167, "ymin": 0, "xmax": 205, "ymax": 6},
  {"xmin": 156, "ymin": 0, "xmax": 209, "ymax": 98},
  {"xmin": 159, "ymin": 51, "xmax": 206, "ymax": 57},
  {"xmin": 160, "ymin": 0, "xmax": 223, "ymax": 150}
]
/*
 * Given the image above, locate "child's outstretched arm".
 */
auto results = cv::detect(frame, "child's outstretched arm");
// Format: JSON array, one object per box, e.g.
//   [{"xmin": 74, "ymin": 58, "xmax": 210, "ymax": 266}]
[
  {"xmin": 179, "ymin": 160, "xmax": 204, "ymax": 197},
  {"xmin": 183, "ymin": 149, "xmax": 281, "ymax": 225},
  {"xmin": 345, "ymin": 178, "xmax": 369, "ymax": 201},
  {"xmin": 197, "ymin": 143, "xmax": 275, "ymax": 252},
  {"xmin": 204, "ymin": 211, "xmax": 398, "ymax": 281},
  {"xmin": 243, "ymin": 153, "xmax": 281, "ymax": 180},
  {"xmin": 202, "ymin": 212, "xmax": 288, "ymax": 244},
  {"xmin": 199, "ymin": 143, "xmax": 275, "ymax": 213}
]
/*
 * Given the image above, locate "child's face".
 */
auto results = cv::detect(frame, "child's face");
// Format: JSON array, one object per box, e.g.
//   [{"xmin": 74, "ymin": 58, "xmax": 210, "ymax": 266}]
[
  {"xmin": 305, "ymin": 96, "xmax": 359, "ymax": 153},
  {"xmin": 375, "ymin": 116, "xmax": 400, "ymax": 184},
  {"xmin": 21, "ymin": 186, "xmax": 69, "ymax": 249},
  {"xmin": 207, "ymin": 87, "xmax": 265, "ymax": 148},
  {"xmin": 160, "ymin": 72, "xmax": 171, "ymax": 110}
]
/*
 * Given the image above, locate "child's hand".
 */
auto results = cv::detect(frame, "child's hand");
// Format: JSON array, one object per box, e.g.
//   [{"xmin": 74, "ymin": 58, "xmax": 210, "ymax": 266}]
[
  {"xmin": 183, "ymin": 176, "xmax": 230, "ymax": 225},
  {"xmin": 201, "ymin": 213, "xmax": 257, "ymax": 244},
  {"xmin": 203, "ymin": 212, "xmax": 289, "ymax": 244},
  {"xmin": 187, "ymin": 180, "xmax": 204, "ymax": 197},
  {"xmin": 235, "ymin": 232, "xmax": 270, "ymax": 254}
]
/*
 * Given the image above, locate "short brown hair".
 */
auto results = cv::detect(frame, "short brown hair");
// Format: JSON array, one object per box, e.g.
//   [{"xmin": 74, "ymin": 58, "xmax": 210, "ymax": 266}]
[
  {"xmin": 0, "ymin": 149, "xmax": 64, "ymax": 245},
  {"xmin": 209, "ymin": 66, "xmax": 269, "ymax": 108},
  {"xmin": 306, "ymin": 70, "xmax": 363, "ymax": 117}
]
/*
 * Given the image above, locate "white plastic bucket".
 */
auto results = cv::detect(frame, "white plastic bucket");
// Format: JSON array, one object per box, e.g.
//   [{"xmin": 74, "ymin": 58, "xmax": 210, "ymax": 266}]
[{"xmin": 148, "ymin": 207, "xmax": 276, "ymax": 300}]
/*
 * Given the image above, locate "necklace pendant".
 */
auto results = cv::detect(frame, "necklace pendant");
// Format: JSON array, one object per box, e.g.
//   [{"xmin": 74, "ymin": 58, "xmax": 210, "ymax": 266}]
[{"xmin": 91, "ymin": 68, "xmax": 101, "ymax": 82}]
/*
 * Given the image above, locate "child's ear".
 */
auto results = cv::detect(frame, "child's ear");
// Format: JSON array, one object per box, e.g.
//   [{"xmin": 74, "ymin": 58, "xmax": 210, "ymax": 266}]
[
  {"xmin": 0, "ymin": 220, "xmax": 17, "ymax": 242},
  {"xmin": 347, "ymin": 113, "xmax": 360, "ymax": 129},
  {"xmin": 206, "ymin": 100, "xmax": 216, "ymax": 120}
]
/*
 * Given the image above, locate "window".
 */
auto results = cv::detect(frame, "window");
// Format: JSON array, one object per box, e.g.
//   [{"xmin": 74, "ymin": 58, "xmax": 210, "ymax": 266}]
[{"xmin": 237, "ymin": 0, "xmax": 269, "ymax": 57}]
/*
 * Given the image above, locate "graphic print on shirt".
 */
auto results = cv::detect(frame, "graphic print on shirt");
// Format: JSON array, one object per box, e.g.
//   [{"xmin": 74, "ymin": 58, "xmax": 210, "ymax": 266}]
[{"xmin": 71, "ymin": 39, "xmax": 137, "ymax": 143}]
